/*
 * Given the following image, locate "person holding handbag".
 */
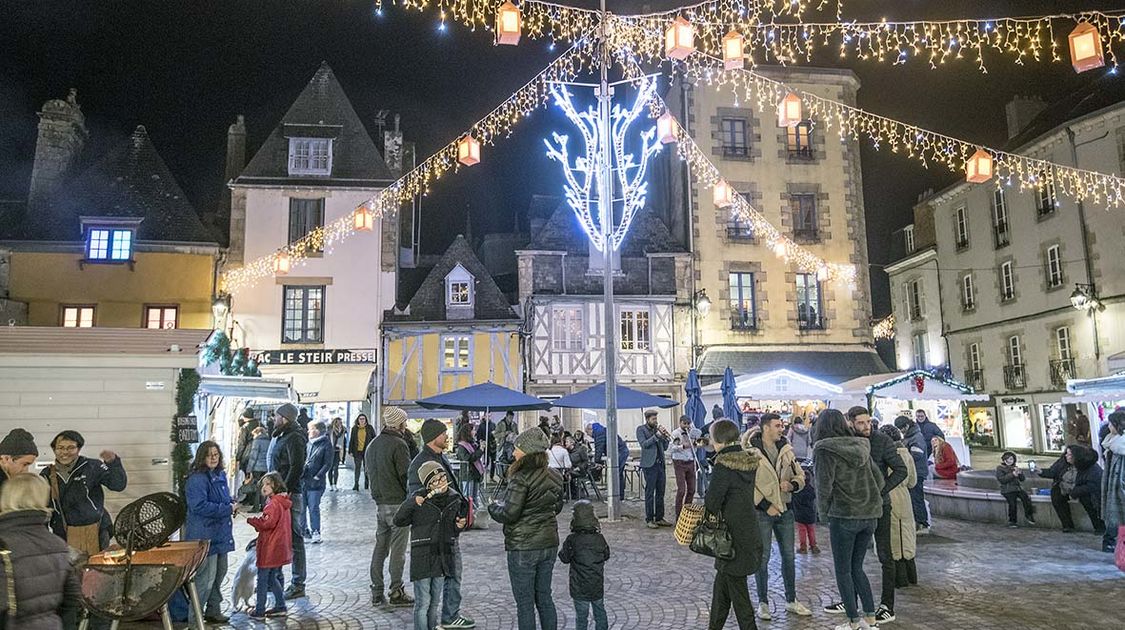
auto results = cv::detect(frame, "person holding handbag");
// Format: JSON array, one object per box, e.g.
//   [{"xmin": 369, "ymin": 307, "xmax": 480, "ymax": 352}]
[
  {"xmin": 703, "ymin": 419, "xmax": 762, "ymax": 630},
  {"xmin": 40, "ymin": 430, "xmax": 127, "ymax": 555}
]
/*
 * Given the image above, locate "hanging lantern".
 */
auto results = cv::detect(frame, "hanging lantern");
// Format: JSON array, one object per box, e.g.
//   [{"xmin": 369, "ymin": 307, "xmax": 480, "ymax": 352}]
[
  {"xmin": 777, "ymin": 92, "xmax": 803, "ymax": 128},
  {"xmin": 354, "ymin": 204, "xmax": 375, "ymax": 231},
  {"xmin": 722, "ymin": 30, "xmax": 745, "ymax": 70},
  {"xmin": 712, "ymin": 179, "xmax": 733, "ymax": 208},
  {"xmin": 965, "ymin": 149, "xmax": 993, "ymax": 183},
  {"xmin": 274, "ymin": 250, "xmax": 291, "ymax": 276},
  {"xmin": 816, "ymin": 265, "xmax": 829, "ymax": 281},
  {"xmin": 1068, "ymin": 22, "xmax": 1104, "ymax": 73},
  {"xmin": 657, "ymin": 112, "xmax": 677, "ymax": 144},
  {"xmin": 457, "ymin": 134, "xmax": 481, "ymax": 166},
  {"xmin": 665, "ymin": 16, "xmax": 695, "ymax": 60},
  {"xmin": 496, "ymin": 1, "xmax": 521, "ymax": 46},
  {"xmin": 772, "ymin": 240, "xmax": 787, "ymax": 257}
]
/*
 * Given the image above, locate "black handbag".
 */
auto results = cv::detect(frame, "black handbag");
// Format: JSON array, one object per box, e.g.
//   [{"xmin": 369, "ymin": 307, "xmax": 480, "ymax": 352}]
[{"xmin": 689, "ymin": 510, "xmax": 734, "ymax": 560}]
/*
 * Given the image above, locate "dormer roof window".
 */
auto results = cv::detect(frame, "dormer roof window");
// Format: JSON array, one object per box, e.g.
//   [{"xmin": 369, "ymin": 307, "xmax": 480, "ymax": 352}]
[
  {"xmin": 81, "ymin": 217, "xmax": 141, "ymax": 262},
  {"xmin": 445, "ymin": 264, "xmax": 474, "ymax": 319},
  {"xmin": 288, "ymin": 138, "xmax": 333, "ymax": 176}
]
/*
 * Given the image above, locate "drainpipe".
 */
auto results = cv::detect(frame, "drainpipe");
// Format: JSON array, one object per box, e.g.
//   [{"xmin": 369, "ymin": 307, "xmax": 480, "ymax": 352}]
[{"xmin": 1066, "ymin": 126, "xmax": 1106, "ymax": 363}]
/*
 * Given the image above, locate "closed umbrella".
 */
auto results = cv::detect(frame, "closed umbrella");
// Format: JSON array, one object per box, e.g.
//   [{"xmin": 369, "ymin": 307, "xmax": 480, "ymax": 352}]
[
  {"xmin": 721, "ymin": 367, "xmax": 740, "ymax": 423},
  {"xmin": 684, "ymin": 369, "xmax": 706, "ymax": 429}
]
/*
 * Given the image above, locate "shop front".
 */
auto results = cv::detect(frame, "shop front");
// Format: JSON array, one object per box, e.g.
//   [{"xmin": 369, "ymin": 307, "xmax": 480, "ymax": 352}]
[
  {"xmin": 994, "ymin": 394, "xmax": 1076, "ymax": 454},
  {"xmin": 965, "ymin": 403, "xmax": 997, "ymax": 448},
  {"xmin": 255, "ymin": 347, "xmax": 376, "ymax": 430}
]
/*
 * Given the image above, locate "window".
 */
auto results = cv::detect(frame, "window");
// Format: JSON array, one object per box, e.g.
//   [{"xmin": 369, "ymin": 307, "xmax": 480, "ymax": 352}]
[
  {"xmin": 448, "ymin": 281, "xmax": 471, "ymax": 305},
  {"xmin": 967, "ymin": 341, "xmax": 983, "ymax": 389},
  {"xmin": 907, "ymin": 279, "xmax": 925, "ymax": 320},
  {"xmin": 61, "ymin": 306, "xmax": 94, "ymax": 328},
  {"xmin": 720, "ymin": 118, "xmax": 748, "ymax": 157},
  {"xmin": 903, "ymin": 225, "xmax": 915, "ymax": 254},
  {"xmin": 955, "ymin": 206, "xmax": 969, "ymax": 249},
  {"xmin": 1035, "ymin": 176, "xmax": 1057, "ymax": 217},
  {"xmin": 728, "ymin": 272, "xmax": 756, "ymax": 330},
  {"xmin": 1000, "ymin": 261, "xmax": 1015, "ymax": 301},
  {"xmin": 969, "ymin": 342, "xmax": 982, "ymax": 372},
  {"xmin": 551, "ymin": 306, "xmax": 585, "ymax": 352},
  {"xmin": 911, "ymin": 332, "xmax": 927, "ymax": 369},
  {"xmin": 726, "ymin": 216, "xmax": 754, "ymax": 240},
  {"xmin": 1052, "ymin": 326, "xmax": 1075, "ymax": 387},
  {"xmin": 444, "ymin": 264, "xmax": 475, "ymax": 312},
  {"xmin": 441, "ymin": 335, "xmax": 472, "ymax": 371},
  {"xmin": 1046, "ymin": 245, "xmax": 1062, "ymax": 288},
  {"xmin": 144, "ymin": 306, "xmax": 178, "ymax": 329},
  {"xmin": 288, "ymin": 138, "xmax": 332, "ymax": 176},
  {"xmin": 619, "ymin": 308, "xmax": 651, "ymax": 351},
  {"xmin": 786, "ymin": 121, "xmax": 813, "ymax": 158},
  {"xmin": 1009, "ymin": 335, "xmax": 1023, "ymax": 365},
  {"xmin": 962, "ymin": 274, "xmax": 975, "ymax": 311},
  {"xmin": 993, "ymin": 189, "xmax": 1010, "ymax": 248},
  {"xmin": 282, "ymin": 286, "xmax": 324, "ymax": 343},
  {"xmin": 791, "ymin": 194, "xmax": 818, "ymax": 240},
  {"xmin": 288, "ymin": 198, "xmax": 325, "ymax": 247},
  {"xmin": 86, "ymin": 228, "xmax": 133, "ymax": 261},
  {"xmin": 796, "ymin": 273, "xmax": 824, "ymax": 330},
  {"xmin": 1056, "ymin": 326, "xmax": 1072, "ymax": 360}
]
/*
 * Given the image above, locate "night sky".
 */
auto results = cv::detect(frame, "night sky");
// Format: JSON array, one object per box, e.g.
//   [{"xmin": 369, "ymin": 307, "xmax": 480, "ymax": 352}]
[{"xmin": 1, "ymin": 0, "xmax": 1121, "ymax": 317}]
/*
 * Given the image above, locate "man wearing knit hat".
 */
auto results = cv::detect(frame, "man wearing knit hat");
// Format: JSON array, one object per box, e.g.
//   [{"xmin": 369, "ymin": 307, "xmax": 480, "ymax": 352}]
[
  {"xmin": 408, "ymin": 419, "xmax": 475, "ymax": 629},
  {"xmin": 0, "ymin": 428, "xmax": 39, "ymax": 493},
  {"xmin": 367, "ymin": 406, "xmax": 416, "ymax": 608}
]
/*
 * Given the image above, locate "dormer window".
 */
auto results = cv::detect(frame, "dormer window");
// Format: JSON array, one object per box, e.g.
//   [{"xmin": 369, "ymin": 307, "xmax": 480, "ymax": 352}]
[
  {"xmin": 288, "ymin": 138, "xmax": 333, "ymax": 176},
  {"xmin": 86, "ymin": 228, "xmax": 133, "ymax": 261},
  {"xmin": 449, "ymin": 281, "xmax": 471, "ymax": 304},
  {"xmin": 445, "ymin": 264, "xmax": 474, "ymax": 320}
]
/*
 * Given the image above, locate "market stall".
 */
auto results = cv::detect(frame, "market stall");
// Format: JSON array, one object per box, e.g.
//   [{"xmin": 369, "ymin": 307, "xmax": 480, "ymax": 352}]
[
  {"xmin": 1065, "ymin": 372, "xmax": 1125, "ymax": 459},
  {"xmin": 700, "ymin": 368, "xmax": 842, "ymax": 423},
  {"xmin": 831, "ymin": 370, "xmax": 988, "ymax": 466}
]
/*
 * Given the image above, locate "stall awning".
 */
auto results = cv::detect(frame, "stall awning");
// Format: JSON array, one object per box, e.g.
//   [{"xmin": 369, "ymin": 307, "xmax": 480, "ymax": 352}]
[
  {"xmin": 198, "ymin": 375, "xmax": 293, "ymax": 401},
  {"xmin": 1065, "ymin": 372, "xmax": 1125, "ymax": 402},
  {"xmin": 286, "ymin": 369, "xmax": 374, "ymax": 404},
  {"xmin": 699, "ymin": 348, "xmax": 888, "ymax": 383},
  {"xmin": 701, "ymin": 369, "xmax": 843, "ymax": 402},
  {"xmin": 834, "ymin": 371, "xmax": 989, "ymax": 402}
]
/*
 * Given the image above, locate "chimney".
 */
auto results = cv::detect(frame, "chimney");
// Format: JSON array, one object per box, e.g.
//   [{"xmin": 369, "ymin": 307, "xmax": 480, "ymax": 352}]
[
  {"xmin": 28, "ymin": 89, "xmax": 87, "ymax": 209},
  {"xmin": 1005, "ymin": 95, "xmax": 1047, "ymax": 140},
  {"xmin": 384, "ymin": 113, "xmax": 404, "ymax": 175},
  {"xmin": 219, "ymin": 115, "xmax": 246, "ymax": 226}
]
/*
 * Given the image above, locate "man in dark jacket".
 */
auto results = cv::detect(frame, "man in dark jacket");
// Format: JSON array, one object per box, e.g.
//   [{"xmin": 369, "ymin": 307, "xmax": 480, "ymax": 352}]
[
  {"xmin": 636, "ymin": 409, "xmax": 671, "ymax": 528},
  {"xmin": 914, "ymin": 409, "xmax": 945, "ymax": 462},
  {"xmin": 1039, "ymin": 444, "xmax": 1105, "ymax": 533},
  {"xmin": 895, "ymin": 416, "xmax": 931, "ymax": 531},
  {"xmin": 366, "ymin": 406, "xmax": 415, "ymax": 608},
  {"xmin": 301, "ymin": 422, "xmax": 333, "ymax": 543},
  {"xmin": 408, "ymin": 419, "xmax": 474, "ymax": 629},
  {"xmin": 234, "ymin": 408, "xmax": 260, "ymax": 475},
  {"xmin": 267, "ymin": 403, "xmax": 308, "ymax": 599},
  {"xmin": 41, "ymin": 430, "xmax": 127, "ymax": 553},
  {"xmin": 0, "ymin": 428, "xmax": 39, "ymax": 496}
]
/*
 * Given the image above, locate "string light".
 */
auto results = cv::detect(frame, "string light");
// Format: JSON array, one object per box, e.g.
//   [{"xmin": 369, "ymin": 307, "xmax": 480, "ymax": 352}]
[{"xmin": 872, "ymin": 314, "xmax": 895, "ymax": 341}]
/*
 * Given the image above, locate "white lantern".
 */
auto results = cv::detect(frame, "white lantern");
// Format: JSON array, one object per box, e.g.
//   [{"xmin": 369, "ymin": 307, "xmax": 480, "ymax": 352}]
[
  {"xmin": 496, "ymin": 1, "xmax": 521, "ymax": 46},
  {"xmin": 657, "ymin": 112, "xmax": 677, "ymax": 144},
  {"xmin": 772, "ymin": 240, "xmax": 787, "ymax": 257},
  {"xmin": 777, "ymin": 92, "xmax": 803, "ymax": 128},
  {"xmin": 274, "ymin": 250, "xmax": 291, "ymax": 276},
  {"xmin": 354, "ymin": 204, "xmax": 375, "ymax": 231},
  {"xmin": 965, "ymin": 149, "xmax": 993, "ymax": 184},
  {"xmin": 665, "ymin": 16, "xmax": 695, "ymax": 61},
  {"xmin": 458, "ymin": 135, "xmax": 481, "ymax": 166},
  {"xmin": 722, "ymin": 31, "xmax": 745, "ymax": 70},
  {"xmin": 713, "ymin": 179, "xmax": 733, "ymax": 208},
  {"xmin": 816, "ymin": 265, "xmax": 830, "ymax": 281},
  {"xmin": 1069, "ymin": 22, "xmax": 1104, "ymax": 73}
]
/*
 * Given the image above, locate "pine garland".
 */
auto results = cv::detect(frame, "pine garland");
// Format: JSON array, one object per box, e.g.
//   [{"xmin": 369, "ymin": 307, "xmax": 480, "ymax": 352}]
[{"xmin": 170, "ymin": 369, "xmax": 199, "ymax": 498}]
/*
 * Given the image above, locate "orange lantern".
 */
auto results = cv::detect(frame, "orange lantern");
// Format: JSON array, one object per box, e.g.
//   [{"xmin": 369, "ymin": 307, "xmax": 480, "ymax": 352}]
[
  {"xmin": 274, "ymin": 250, "xmax": 291, "ymax": 276},
  {"xmin": 457, "ymin": 135, "xmax": 481, "ymax": 166},
  {"xmin": 657, "ymin": 112, "xmax": 677, "ymax": 144},
  {"xmin": 713, "ymin": 180, "xmax": 733, "ymax": 208},
  {"xmin": 777, "ymin": 92, "xmax": 803, "ymax": 127},
  {"xmin": 965, "ymin": 149, "xmax": 993, "ymax": 184},
  {"xmin": 496, "ymin": 1, "xmax": 521, "ymax": 46},
  {"xmin": 722, "ymin": 31, "xmax": 745, "ymax": 70},
  {"xmin": 354, "ymin": 204, "xmax": 375, "ymax": 231},
  {"xmin": 1068, "ymin": 22, "xmax": 1105, "ymax": 73},
  {"xmin": 665, "ymin": 16, "xmax": 695, "ymax": 60}
]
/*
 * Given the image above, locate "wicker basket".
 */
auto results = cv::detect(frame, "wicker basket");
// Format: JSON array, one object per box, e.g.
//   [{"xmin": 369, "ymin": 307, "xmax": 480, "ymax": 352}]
[{"xmin": 674, "ymin": 503, "xmax": 705, "ymax": 545}]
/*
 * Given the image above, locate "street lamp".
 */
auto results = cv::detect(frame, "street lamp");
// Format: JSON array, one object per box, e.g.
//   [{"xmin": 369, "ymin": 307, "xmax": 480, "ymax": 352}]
[
  {"xmin": 212, "ymin": 293, "xmax": 231, "ymax": 329},
  {"xmin": 1070, "ymin": 283, "xmax": 1099, "ymax": 311},
  {"xmin": 694, "ymin": 289, "xmax": 712, "ymax": 317}
]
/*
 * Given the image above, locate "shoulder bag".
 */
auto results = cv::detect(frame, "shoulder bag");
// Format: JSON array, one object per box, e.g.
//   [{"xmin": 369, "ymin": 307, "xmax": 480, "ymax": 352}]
[
  {"xmin": 48, "ymin": 465, "xmax": 102, "ymax": 557},
  {"xmin": 689, "ymin": 510, "xmax": 734, "ymax": 560}
]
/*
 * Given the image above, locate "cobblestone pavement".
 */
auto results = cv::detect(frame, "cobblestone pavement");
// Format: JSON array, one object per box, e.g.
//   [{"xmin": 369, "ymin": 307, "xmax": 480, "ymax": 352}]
[{"xmin": 136, "ymin": 469, "xmax": 1121, "ymax": 629}]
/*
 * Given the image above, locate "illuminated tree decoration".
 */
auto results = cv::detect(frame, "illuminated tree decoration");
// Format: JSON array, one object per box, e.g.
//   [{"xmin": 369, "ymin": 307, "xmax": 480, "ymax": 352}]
[
  {"xmin": 458, "ymin": 134, "xmax": 482, "ymax": 166},
  {"xmin": 657, "ymin": 111, "xmax": 678, "ymax": 144},
  {"xmin": 496, "ymin": 1, "xmax": 522, "ymax": 46},
  {"xmin": 712, "ymin": 179, "xmax": 733, "ymax": 208},
  {"xmin": 273, "ymin": 250, "xmax": 291, "ymax": 276},
  {"xmin": 665, "ymin": 16, "xmax": 695, "ymax": 61},
  {"xmin": 1069, "ymin": 21, "xmax": 1105, "ymax": 72},
  {"xmin": 543, "ymin": 78, "xmax": 661, "ymax": 252},
  {"xmin": 777, "ymin": 92, "xmax": 803, "ymax": 127},
  {"xmin": 722, "ymin": 30, "xmax": 745, "ymax": 70},
  {"xmin": 354, "ymin": 204, "xmax": 375, "ymax": 231},
  {"xmin": 965, "ymin": 149, "xmax": 993, "ymax": 184}
]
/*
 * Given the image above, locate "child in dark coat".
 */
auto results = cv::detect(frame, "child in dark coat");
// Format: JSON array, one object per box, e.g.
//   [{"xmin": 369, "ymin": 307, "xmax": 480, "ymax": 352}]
[
  {"xmin": 996, "ymin": 451, "xmax": 1036, "ymax": 527},
  {"xmin": 245, "ymin": 472, "xmax": 293, "ymax": 619},
  {"xmin": 792, "ymin": 462, "xmax": 819, "ymax": 553},
  {"xmin": 558, "ymin": 500, "xmax": 611, "ymax": 630}
]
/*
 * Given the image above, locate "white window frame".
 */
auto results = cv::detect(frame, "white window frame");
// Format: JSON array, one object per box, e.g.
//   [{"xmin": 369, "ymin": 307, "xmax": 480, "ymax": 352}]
[
  {"xmin": 144, "ymin": 305, "xmax": 178, "ymax": 329},
  {"xmin": 1046, "ymin": 245, "xmax": 1062, "ymax": 288},
  {"xmin": 962, "ymin": 274, "xmax": 975, "ymax": 310},
  {"xmin": 904, "ymin": 225, "xmax": 915, "ymax": 253},
  {"xmin": 1000, "ymin": 261, "xmax": 1015, "ymax": 301},
  {"xmin": 969, "ymin": 342, "xmax": 982, "ymax": 372},
  {"xmin": 86, "ymin": 228, "xmax": 134, "ymax": 261},
  {"xmin": 441, "ymin": 334, "xmax": 473, "ymax": 372},
  {"xmin": 993, "ymin": 189, "xmax": 1010, "ymax": 247},
  {"xmin": 619, "ymin": 307, "xmax": 651, "ymax": 352},
  {"xmin": 1036, "ymin": 175, "xmax": 1057, "ymax": 215},
  {"xmin": 955, "ymin": 206, "xmax": 969, "ymax": 247},
  {"xmin": 287, "ymin": 138, "xmax": 333, "ymax": 176},
  {"xmin": 796, "ymin": 273, "xmax": 824, "ymax": 329},
  {"xmin": 445, "ymin": 264, "xmax": 474, "ymax": 307},
  {"xmin": 911, "ymin": 332, "xmax": 928, "ymax": 369},
  {"xmin": 1056, "ymin": 326, "xmax": 1072, "ymax": 361},
  {"xmin": 908, "ymin": 278, "xmax": 924, "ymax": 320},
  {"xmin": 61, "ymin": 305, "xmax": 95, "ymax": 328},
  {"xmin": 551, "ymin": 306, "xmax": 585, "ymax": 352},
  {"xmin": 1009, "ymin": 335, "xmax": 1023, "ymax": 366},
  {"xmin": 281, "ymin": 285, "xmax": 325, "ymax": 344}
]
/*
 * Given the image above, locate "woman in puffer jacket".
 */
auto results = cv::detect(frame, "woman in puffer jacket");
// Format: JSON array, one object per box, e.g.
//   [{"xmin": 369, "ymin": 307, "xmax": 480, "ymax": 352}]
[
  {"xmin": 879, "ymin": 425, "xmax": 918, "ymax": 587},
  {"xmin": 488, "ymin": 428, "xmax": 565, "ymax": 630},
  {"xmin": 0, "ymin": 473, "xmax": 82, "ymax": 630}
]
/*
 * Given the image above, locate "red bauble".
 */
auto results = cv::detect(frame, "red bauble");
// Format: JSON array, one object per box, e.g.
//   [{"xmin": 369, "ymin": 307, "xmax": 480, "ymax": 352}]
[{"xmin": 914, "ymin": 375, "xmax": 925, "ymax": 393}]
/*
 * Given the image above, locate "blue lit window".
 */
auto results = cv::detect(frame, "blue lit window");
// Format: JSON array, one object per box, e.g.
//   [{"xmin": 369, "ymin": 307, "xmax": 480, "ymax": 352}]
[{"xmin": 86, "ymin": 229, "xmax": 134, "ymax": 261}]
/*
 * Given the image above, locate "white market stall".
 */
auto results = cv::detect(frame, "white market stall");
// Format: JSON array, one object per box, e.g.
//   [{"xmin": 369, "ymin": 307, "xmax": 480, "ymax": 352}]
[
  {"xmin": 1065, "ymin": 372, "xmax": 1125, "ymax": 459},
  {"xmin": 196, "ymin": 373, "xmax": 295, "ymax": 469},
  {"xmin": 831, "ymin": 370, "xmax": 989, "ymax": 466},
  {"xmin": 701, "ymin": 368, "xmax": 843, "ymax": 422}
]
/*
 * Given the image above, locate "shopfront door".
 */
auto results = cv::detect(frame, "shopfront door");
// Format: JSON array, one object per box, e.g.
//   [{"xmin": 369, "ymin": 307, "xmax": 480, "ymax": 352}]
[{"xmin": 999, "ymin": 398, "xmax": 1034, "ymax": 450}]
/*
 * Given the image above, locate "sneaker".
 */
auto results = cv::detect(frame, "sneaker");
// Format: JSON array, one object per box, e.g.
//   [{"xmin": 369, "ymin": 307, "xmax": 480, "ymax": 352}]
[
  {"xmin": 916, "ymin": 526, "xmax": 932, "ymax": 535},
  {"xmin": 282, "ymin": 586, "xmax": 305, "ymax": 600},
  {"xmin": 264, "ymin": 607, "xmax": 288, "ymax": 618},
  {"xmin": 797, "ymin": 545, "xmax": 808, "ymax": 554},
  {"xmin": 388, "ymin": 588, "xmax": 414, "ymax": 607},
  {"xmin": 311, "ymin": 532, "xmax": 322, "ymax": 544},
  {"xmin": 371, "ymin": 590, "xmax": 387, "ymax": 607},
  {"xmin": 1026, "ymin": 517, "xmax": 1036, "ymax": 526},
  {"xmin": 655, "ymin": 519, "xmax": 673, "ymax": 527},
  {"xmin": 786, "ymin": 601, "xmax": 812, "ymax": 616},
  {"xmin": 824, "ymin": 602, "xmax": 847, "ymax": 614},
  {"xmin": 810, "ymin": 545, "xmax": 821, "ymax": 554},
  {"xmin": 875, "ymin": 605, "xmax": 895, "ymax": 623},
  {"xmin": 442, "ymin": 615, "xmax": 476, "ymax": 628},
  {"xmin": 757, "ymin": 603, "xmax": 771, "ymax": 620},
  {"xmin": 248, "ymin": 610, "xmax": 269, "ymax": 620},
  {"xmin": 204, "ymin": 613, "xmax": 230, "ymax": 623},
  {"xmin": 1007, "ymin": 522, "xmax": 1019, "ymax": 528},
  {"xmin": 646, "ymin": 521, "xmax": 659, "ymax": 529}
]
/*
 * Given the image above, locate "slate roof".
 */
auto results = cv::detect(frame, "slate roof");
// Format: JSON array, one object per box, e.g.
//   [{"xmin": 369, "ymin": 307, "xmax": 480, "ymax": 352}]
[
  {"xmin": 235, "ymin": 62, "xmax": 394, "ymax": 187},
  {"xmin": 699, "ymin": 349, "xmax": 889, "ymax": 384},
  {"xmin": 385, "ymin": 235, "xmax": 517, "ymax": 323},
  {"xmin": 1005, "ymin": 72, "xmax": 1125, "ymax": 151},
  {"xmin": 526, "ymin": 201, "xmax": 685, "ymax": 256},
  {"xmin": 1, "ymin": 126, "xmax": 216, "ymax": 244}
]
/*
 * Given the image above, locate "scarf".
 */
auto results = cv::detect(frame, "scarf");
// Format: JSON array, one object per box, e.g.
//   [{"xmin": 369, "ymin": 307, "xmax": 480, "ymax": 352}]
[{"xmin": 458, "ymin": 441, "xmax": 487, "ymax": 476}]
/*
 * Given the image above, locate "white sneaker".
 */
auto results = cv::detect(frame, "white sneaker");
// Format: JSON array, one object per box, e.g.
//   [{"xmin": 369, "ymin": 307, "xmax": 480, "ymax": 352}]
[
  {"xmin": 311, "ymin": 532, "xmax": 322, "ymax": 544},
  {"xmin": 785, "ymin": 601, "xmax": 812, "ymax": 616},
  {"xmin": 757, "ymin": 602, "xmax": 771, "ymax": 620}
]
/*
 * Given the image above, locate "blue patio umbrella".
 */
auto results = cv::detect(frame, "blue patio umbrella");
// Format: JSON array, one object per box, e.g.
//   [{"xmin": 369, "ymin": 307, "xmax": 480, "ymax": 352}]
[
  {"xmin": 684, "ymin": 369, "xmax": 707, "ymax": 429},
  {"xmin": 416, "ymin": 381, "xmax": 552, "ymax": 411},
  {"xmin": 721, "ymin": 367, "xmax": 740, "ymax": 422},
  {"xmin": 553, "ymin": 382, "xmax": 679, "ymax": 410}
]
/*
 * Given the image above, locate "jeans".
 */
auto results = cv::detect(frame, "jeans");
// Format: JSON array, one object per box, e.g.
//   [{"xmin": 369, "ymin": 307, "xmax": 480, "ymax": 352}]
[
  {"xmin": 909, "ymin": 477, "xmax": 929, "ymax": 527},
  {"xmin": 796, "ymin": 522, "xmax": 816, "ymax": 548},
  {"xmin": 304, "ymin": 488, "xmax": 325, "ymax": 534},
  {"xmin": 353, "ymin": 454, "xmax": 367, "ymax": 489},
  {"xmin": 506, "ymin": 547, "xmax": 558, "ymax": 630},
  {"xmin": 673, "ymin": 459, "xmax": 696, "ymax": 520},
  {"xmin": 1050, "ymin": 486, "xmax": 1105, "ymax": 531},
  {"xmin": 1002, "ymin": 490, "xmax": 1035, "ymax": 524},
  {"xmin": 441, "ymin": 542, "xmax": 463, "ymax": 624},
  {"xmin": 874, "ymin": 503, "xmax": 895, "ymax": 612},
  {"xmin": 754, "ymin": 509, "xmax": 796, "ymax": 604},
  {"xmin": 709, "ymin": 571, "xmax": 757, "ymax": 630},
  {"xmin": 370, "ymin": 503, "xmax": 410, "ymax": 593},
  {"xmin": 461, "ymin": 480, "xmax": 482, "ymax": 507},
  {"xmin": 288, "ymin": 492, "xmax": 306, "ymax": 588},
  {"xmin": 642, "ymin": 463, "xmax": 666, "ymax": 522},
  {"xmin": 574, "ymin": 598, "xmax": 608, "ymax": 630},
  {"xmin": 617, "ymin": 463, "xmax": 627, "ymax": 500},
  {"xmin": 189, "ymin": 552, "xmax": 227, "ymax": 620},
  {"xmin": 828, "ymin": 517, "xmax": 877, "ymax": 622},
  {"xmin": 328, "ymin": 449, "xmax": 341, "ymax": 486},
  {"xmin": 413, "ymin": 576, "xmax": 444, "ymax": 630},
  {"xmin": 255, "ymin": 567, "xmax": 286, "ymax": 615}
]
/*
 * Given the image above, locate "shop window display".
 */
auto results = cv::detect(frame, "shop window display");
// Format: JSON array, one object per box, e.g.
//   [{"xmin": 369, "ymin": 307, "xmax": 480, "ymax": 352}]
[
  {"xmin": 1039, "ymin": 403, "xmax": 1067, "ymax": 452},
  {"xmin": 966, "ymin": 408, "xmax": 995, "ymax": 447},
  {"xmin": 1000, "ymin": 403, "xmax": 1034, "ymax": 450}
]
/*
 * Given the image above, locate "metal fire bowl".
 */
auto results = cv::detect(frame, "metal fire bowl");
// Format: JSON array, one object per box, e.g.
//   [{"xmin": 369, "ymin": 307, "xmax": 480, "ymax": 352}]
[{"xmin": 81, "ymin": 541, "xmax": 211, "ymax": 620}]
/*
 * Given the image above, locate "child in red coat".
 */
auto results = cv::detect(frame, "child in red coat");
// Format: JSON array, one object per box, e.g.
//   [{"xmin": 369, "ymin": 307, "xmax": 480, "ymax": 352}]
[{"xmin": 246, "ymin": 472, "xmax": 293, "ymax": 619}]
